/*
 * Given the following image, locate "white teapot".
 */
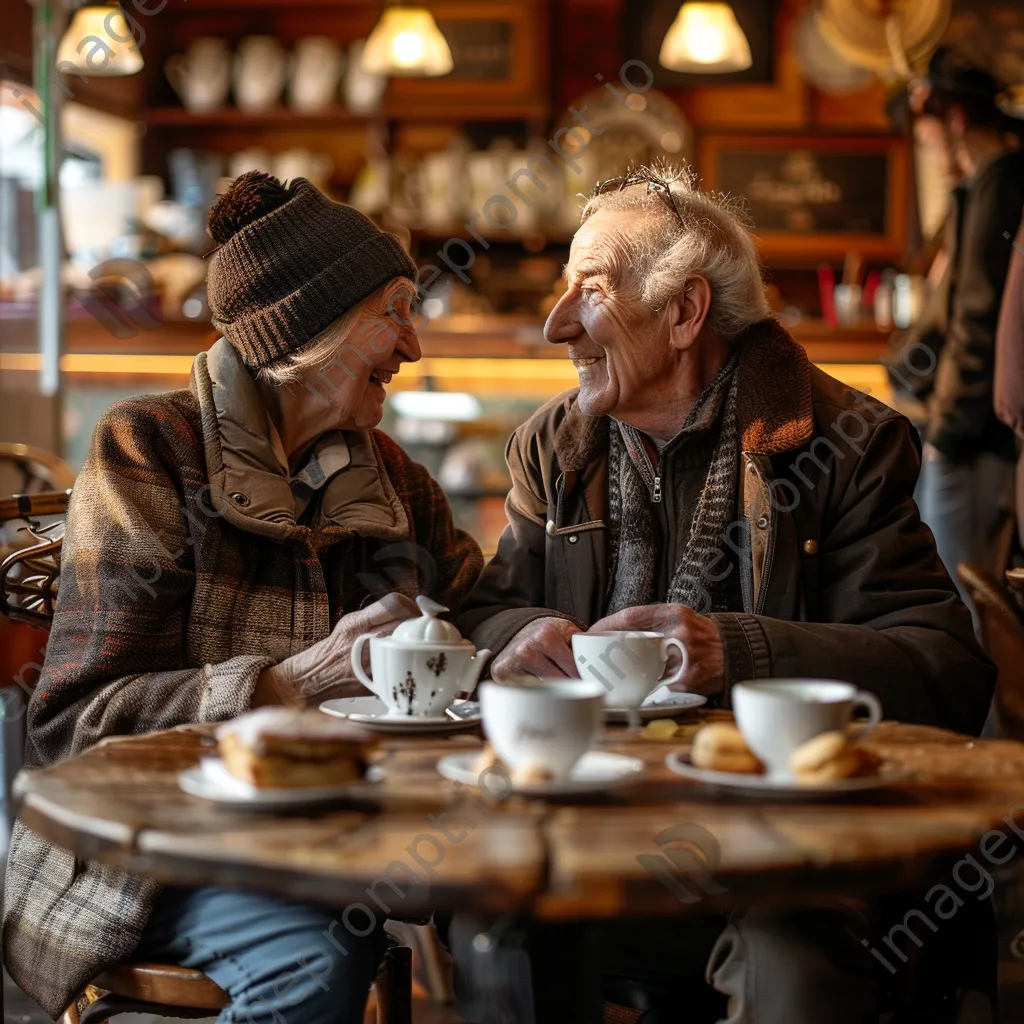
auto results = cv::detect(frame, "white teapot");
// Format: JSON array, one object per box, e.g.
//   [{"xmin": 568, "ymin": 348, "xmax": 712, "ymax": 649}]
[{"xmin": 352, "ymin": 596, "xmax": 490, "ymax": 717}]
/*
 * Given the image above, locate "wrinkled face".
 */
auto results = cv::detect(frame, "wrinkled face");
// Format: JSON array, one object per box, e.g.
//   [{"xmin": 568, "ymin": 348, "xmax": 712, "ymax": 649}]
[
  {"xmin": 544, "ymin": 208, "xmax": 674, "ymax": 421},
  {"xmin": 319, "ymin": 278, "xmax": 421, "ymax": 430}
]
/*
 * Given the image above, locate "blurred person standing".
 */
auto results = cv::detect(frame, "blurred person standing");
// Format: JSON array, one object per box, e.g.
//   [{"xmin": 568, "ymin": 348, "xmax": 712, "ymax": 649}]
[
  {"xmin": 890, "ymin": 49, "xmax": 1024, "ymax": 617},
  {"xmin": 995, "ymin": 212, "xmax": 1024, "ymax": 550}
]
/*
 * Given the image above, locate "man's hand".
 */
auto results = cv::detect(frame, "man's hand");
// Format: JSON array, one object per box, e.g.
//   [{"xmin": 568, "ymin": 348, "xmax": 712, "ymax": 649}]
[
  {"xmin": 587, "ymin": 604, "xmax": 725, "ymax": 696},
  {"xmin": 253, "ymin": 592, "xmax": 420, "ymax": 707},
  {"xmin": 489, "ymin": 616, "xmax": 583, "ymax": 682}
]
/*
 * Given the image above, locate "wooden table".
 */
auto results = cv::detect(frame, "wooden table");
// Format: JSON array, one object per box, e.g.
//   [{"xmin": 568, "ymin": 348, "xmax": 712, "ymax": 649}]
[
  {"xmin": 15, "ymin": 713, "xmax": 1024, "ymax": 1020},
  {"xmin": 17, "ymin": 711, "xmax": 1024, "ymax": 917}
]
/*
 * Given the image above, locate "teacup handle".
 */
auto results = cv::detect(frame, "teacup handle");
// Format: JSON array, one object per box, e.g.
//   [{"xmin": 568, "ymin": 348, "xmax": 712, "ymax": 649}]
[
  {"xmin": 659, "ymin": 637, "xmax": 688, "ymax": 688},
  {"xmin": 849, "ymin": 690, "xmax": 883, "ymax": 740},
  {"xmin": 351, "ymin": 633, "xmax": 379, "ymax": 697}
]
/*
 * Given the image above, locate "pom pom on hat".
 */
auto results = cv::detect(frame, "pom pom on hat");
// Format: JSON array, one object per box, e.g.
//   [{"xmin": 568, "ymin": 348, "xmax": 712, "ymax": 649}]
[{"xmin": 208, "ymin": 171, "xmax": 294, "ymax": 245}]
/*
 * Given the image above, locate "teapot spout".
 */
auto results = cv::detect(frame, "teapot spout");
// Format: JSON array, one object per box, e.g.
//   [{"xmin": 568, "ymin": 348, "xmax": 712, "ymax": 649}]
[{"xmin": 465, "ymin": 648, "xmax": 492, "ymax": 693}]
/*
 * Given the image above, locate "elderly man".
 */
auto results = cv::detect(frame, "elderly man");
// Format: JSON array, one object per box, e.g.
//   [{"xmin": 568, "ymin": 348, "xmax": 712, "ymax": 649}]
[{"xmin": 453, "ymin": 165, "xmax": 994, "ymax": 1023}]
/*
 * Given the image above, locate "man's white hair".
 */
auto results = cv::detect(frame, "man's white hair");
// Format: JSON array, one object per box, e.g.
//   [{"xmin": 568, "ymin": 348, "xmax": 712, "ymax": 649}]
[{"xmin": 578, "ymin": 162, "xmax": 769, "ymax": 339}]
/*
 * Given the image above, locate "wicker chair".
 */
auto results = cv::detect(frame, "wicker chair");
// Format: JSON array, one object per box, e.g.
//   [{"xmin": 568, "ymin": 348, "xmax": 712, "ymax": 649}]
[{"xmin": 0, "ymin": 491, "xmax": 414, "ymax": 1024}]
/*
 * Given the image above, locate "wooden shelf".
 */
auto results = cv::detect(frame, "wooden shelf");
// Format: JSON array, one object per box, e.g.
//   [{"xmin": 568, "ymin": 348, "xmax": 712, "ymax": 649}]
[{"xmin": 143, "ymin": 101, "xmax": 550, "ymax": 128}]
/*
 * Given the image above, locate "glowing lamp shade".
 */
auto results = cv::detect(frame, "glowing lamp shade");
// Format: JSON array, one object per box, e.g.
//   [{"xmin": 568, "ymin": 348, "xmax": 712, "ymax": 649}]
[
  {"xmin": 56, "ymin": 4, "xmax": 144, "ymax": 77},
  {"xmin": 361, "ymin": 7, "xmax": 453, "ymax": 77},
  {"xmin": 659, "ymin": 2, "xmax": 752, "ymax": 73}
]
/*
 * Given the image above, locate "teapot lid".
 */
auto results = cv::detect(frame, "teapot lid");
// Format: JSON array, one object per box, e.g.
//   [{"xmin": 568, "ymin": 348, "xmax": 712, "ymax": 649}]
[{"xmin": 391, "ymin": 595, "xmax": 465, "ymax": 644}]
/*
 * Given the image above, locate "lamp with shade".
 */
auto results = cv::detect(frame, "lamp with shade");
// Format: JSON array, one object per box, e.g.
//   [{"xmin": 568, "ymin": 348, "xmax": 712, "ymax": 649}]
[
  {"xmin": 361, "ymin": 6, "xmax": 453, "ymax": 77},
  {"xmin": 56, "ymin": 1, "xmax": 144, "ymax": 77},
  {"xmin": 659, "ymin": 2, "xmax": 752, "ymax": 74}
]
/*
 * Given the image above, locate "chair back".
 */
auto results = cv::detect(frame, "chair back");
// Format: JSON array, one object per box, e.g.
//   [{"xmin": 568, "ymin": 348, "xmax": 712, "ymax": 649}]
[
  {"xmin": 957, "ymin": 562, "xmax": 1024, "ymax": 741},
  {"xmin": 0, "ymin": 490, "xmax": 71, "ymax": 630},
  {"xmin": 0, "ymin": 443, "xmax": 75, "ymax": 495}
]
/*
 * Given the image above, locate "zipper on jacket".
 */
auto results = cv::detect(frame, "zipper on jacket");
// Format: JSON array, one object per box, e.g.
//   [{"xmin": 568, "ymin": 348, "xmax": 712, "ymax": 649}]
[{"xmin": 652, "ymin": 474, "xmax": 662, "ymax": 503}]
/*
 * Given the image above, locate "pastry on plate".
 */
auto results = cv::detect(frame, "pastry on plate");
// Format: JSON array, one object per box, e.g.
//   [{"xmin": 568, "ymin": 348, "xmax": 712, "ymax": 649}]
[
  {"xmin": 216, "ymin": 708, "xmax": 376, "ymax": 788},
  {"xmin": 789, "ymin": 731, "xmax": 881, "ymax": 785},
  {"xmin": 690, "ymin": 723, "xmax": 763, "ymax": 774}
]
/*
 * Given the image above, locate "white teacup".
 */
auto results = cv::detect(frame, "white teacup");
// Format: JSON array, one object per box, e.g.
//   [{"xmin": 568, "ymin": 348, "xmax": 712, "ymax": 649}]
[
  {"xmin": 479, "ymin": 679, "xmax": 605, "ymax": 780},
  {"xmin": 572, "ymin": 631, "xmax": 687, "ymax": 708},
  {"xmin": 732, "ymin": 679, "xmax": 883, "ymax": 779},
  {"xmin": 352, "ymin": 636, "xmax": 488, "ymax": 718}
]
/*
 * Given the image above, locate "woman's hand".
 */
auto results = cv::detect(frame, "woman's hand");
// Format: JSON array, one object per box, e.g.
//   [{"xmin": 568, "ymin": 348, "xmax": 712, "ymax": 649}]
[{"xmin": 253, "ymin": 592, "xmax": 419, "ymax": 707}]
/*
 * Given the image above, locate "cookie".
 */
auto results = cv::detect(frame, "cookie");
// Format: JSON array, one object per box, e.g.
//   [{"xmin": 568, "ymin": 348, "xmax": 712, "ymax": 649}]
[
  {"xmin": 691, "ymin": 723, "xmax": 763, "ymax": 774},
  {"xmin": 789, "ymin": 731, "xmax": 850, "ymax": 775},
  {"xmin": 511, "ymin": 761, "xmax": 554, "ymax": 785},
  {"xmin": 790, "ymin": 731, "xmax": 881, "ymax": 785}
]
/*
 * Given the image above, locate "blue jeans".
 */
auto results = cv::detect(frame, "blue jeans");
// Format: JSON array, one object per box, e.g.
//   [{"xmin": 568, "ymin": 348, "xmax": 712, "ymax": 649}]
[
  {"xmin": 135, "ymin": 886, "xmax": 385, "ymax": 1024},
  {"xmin": 915, "ymin": 450, "xmax": 1015, "ymax": 624}
]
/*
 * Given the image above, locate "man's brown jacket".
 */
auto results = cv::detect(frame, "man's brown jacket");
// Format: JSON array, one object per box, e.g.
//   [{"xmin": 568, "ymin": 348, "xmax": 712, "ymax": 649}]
[{"xmin": 459, "ymin": 318, "xmax": 994, "ymax": 732}]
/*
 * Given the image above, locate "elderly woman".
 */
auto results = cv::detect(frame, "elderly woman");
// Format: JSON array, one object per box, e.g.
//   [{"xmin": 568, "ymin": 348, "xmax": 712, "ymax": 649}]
[{"xmin": 4, "ymin": 173, "xmax": 482, "ymax": 1023}]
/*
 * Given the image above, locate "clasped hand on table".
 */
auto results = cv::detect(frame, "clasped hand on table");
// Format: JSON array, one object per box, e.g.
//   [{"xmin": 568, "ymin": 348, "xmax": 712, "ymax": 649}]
[{"xmin": 489, "ymin": 604, "xmax": 726, "ymax": 696}]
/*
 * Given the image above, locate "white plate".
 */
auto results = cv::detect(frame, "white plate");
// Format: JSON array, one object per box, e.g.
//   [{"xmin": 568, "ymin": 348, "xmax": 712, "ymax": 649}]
[
  {"xmin": 178, "ymin": 757, "xmax": 383, "ymax": 808},
  {"xmin": 436, "ymin": 750, "xmax": 646, "ymax": 797},
  {"xmin": 604, "ymin": 688, "xmax": 707, "ymax": 723},
  {"xmin": 664, "ymin": 751, "xmax": 911, "ymax": 799},
  {"xmin": 319, "ymin": 696, "xmax": 480, "ymax": 734}
]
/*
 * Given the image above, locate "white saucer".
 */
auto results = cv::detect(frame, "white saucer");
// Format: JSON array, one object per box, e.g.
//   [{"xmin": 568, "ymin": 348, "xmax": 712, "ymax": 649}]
[
  {"xmin": 319, "ymin": 696, "xmax": 480, "ymax": 734},
  {"xmin": 605, "ymin": 688, "xmax": 707, "ymax": 723},
  {"xmin": 436, "ymin": 750, "xmax": 646, "ymax": 797},
  {"xmin": 178, "ymin": 757, "xmax": 384, "ymax": 809},
  {"xmin": 664, "ymin": 751, "xmax": 911, "ymax": 800}
]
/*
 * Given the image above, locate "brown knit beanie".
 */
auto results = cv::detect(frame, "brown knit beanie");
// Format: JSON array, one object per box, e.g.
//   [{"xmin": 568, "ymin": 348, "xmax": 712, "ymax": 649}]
[{"xmin": 206, "ymin": 171, "xmax": 417, "ymax": 370}]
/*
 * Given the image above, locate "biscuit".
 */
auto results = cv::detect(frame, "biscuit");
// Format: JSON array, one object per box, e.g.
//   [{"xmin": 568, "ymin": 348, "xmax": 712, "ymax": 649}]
[
  {"xmin": 789, "ymin": 731, "xmax": 850, "ymax": 775},
  {"xmin": 790, "ymin": 731, "xmax": 882, "ymax": 785},
  {"xmin": 511, "ymin": 761, "xmax": 554, "ymax": 785},
  {"xmin": 691, "ymin": 723, "xmax": 763, "ymax": 774},
  {"xmin": 472, "ymin": 743, "xmax": 501, "ymax": 775}
]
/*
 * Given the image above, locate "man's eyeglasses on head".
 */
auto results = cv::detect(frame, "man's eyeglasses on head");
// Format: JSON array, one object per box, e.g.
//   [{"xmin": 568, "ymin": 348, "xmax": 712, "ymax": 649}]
[{"xmin": 592, "ymin": 171, "xmax": 684, "ymax": 228}]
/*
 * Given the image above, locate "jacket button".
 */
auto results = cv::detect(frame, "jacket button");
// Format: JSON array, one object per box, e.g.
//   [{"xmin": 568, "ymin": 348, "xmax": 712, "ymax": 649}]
[
  {"xmin": 802, "ymin": 539, "xmax": 819, "ymax": 555},
  {"xmin": 546, "ymin": 520, "xmax": 556, "ymax": 537},
  {"xmin": 756, "ymin": 515, "xmax": 769, "ymax": 529},
  {"xmin": 232, "ymin": 492, "xmax": 251, "ymax": 507},
  {"xmin": 567, "ymin": 534, "xmax": 578, "ymax": 544}
]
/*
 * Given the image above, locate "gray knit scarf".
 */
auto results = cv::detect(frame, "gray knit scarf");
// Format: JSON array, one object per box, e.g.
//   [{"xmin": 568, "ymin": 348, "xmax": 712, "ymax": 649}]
[{"xmin": 606, "ymin": 358, "xmax": 739, "ymax": 614}]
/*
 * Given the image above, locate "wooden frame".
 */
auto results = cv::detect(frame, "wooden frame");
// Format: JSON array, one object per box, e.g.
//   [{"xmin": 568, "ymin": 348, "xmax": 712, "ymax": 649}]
[
  {"xmin": 386, "ymin": 0, "xmax": 549, "ymax": 118},
  {"xmin": 698, "ymin": 133, "xmax": 910, "ymax": 262}
]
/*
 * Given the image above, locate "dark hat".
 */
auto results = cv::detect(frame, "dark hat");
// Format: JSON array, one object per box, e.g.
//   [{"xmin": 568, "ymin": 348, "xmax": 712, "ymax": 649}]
[
  {"xmin": 206, "ymin": 172, "xmax": 417, "ymax": 371},
  {"xmin": 922, "ymin": 47, "xmax": 1003, "ymax": 100}
]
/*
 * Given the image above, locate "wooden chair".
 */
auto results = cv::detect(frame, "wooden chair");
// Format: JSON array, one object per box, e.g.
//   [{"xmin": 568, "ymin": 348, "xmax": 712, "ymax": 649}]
[
  {"xmin": 1, "ymin": 492, "xmax": 414, "ymax": 1024},
  {"xmin": 60, "ymin": 941, "xmax": 412, "ymax": 1024},
  {"xmin": 0, "ymin": 442, "xmax": 75, "ymax": 495},
  {"xmin": 957, "ymin": 562, "xmax": 1024, "ymax": 740}
]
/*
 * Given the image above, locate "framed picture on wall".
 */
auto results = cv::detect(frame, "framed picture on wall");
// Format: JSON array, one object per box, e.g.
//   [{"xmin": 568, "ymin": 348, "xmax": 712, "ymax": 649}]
[{"xmin": 698, "ymin": 134, "xmax": 910, "ymax": 261}]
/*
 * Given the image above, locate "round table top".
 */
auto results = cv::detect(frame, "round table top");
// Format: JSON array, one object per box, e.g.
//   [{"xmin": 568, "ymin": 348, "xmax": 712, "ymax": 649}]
[{"xmin": 16, "ymin": 712, "xmax": 1024, "ymax": 920}]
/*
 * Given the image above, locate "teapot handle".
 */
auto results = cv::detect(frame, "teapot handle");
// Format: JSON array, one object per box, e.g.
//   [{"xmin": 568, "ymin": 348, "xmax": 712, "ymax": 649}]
[{"xmin": 351, "ymin": 633, "xmax": 379, "ymax": 697}]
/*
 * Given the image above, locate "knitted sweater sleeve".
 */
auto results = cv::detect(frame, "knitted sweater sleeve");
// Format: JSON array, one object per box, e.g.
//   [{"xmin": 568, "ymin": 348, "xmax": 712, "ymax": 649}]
[{"xmin": 26, "ymin": 400, "xmax": 272, "ymax": 767}]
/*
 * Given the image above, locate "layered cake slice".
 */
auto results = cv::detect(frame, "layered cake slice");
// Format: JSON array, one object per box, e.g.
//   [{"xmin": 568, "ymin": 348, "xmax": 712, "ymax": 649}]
[{"xmin": 216, "ymin": 708, "xmax": 377, "ymax": 788}]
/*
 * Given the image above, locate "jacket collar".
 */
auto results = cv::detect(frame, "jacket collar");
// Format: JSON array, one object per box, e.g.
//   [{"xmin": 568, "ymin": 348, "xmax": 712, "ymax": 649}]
[
  {"xmin": 190, "ymin": 338, "xmax": 410, "ymax": 543},
  {"xmin": 554, "ymin": 317, "xmax": 814, "ymax": 471}
]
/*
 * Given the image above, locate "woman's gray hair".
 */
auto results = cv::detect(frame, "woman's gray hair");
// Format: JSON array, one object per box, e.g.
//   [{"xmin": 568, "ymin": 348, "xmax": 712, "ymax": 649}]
[
  {"xmin": 579, "ymin": 162, "xmax": 769, "ymax": 339},
  {"xmin": 257, "ymin": 295, "xmax": 372, "ymax": 387}
]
